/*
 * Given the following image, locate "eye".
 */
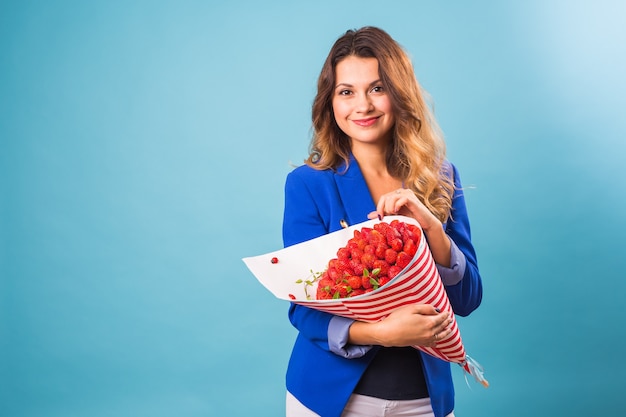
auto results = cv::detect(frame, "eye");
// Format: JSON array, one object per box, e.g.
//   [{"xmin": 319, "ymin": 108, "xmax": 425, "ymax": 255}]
[
  {"xmin": 371, "ymin": 85, "xmax": 384, "ymax": 93},
  {"xmin": 338, "ymin": 89, "xmax": 352, "ymax": 96}
]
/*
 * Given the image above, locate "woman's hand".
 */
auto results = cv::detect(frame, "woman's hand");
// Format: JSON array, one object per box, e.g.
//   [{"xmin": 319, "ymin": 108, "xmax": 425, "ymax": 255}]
[
  {"xmin": 349, "ymin": 304, "xmax": 453, "ymax": 348},
  {"xmin": 368, "ymin": 188, "xmax": 452, "ymax": 267},
  {"xmin": 368, "ymin": 188, "xmax": 439, "ymax": 233}
]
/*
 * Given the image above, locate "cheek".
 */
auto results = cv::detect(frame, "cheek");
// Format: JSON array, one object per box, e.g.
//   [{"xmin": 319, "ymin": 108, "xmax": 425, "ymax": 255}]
[
  {"xmin": 332, "ymin": 99, "xmax": 349, "ymax": 121},
  {"xmin": 378, "ymin": 97, "xmax": 394, "ymax": 115},
  {"xmin": 380, "ymin": 101, "xmax": 395, "ymax": 126},
  {"xmin": 331, "ymin": 103, "xmax": 350, "ymax": 134}
]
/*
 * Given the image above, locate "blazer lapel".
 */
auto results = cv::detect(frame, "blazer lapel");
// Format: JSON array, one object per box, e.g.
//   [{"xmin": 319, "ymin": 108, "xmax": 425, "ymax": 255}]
[{"xmin": 333, "ymin": 155, "xmax": 376, "ymax": 227}]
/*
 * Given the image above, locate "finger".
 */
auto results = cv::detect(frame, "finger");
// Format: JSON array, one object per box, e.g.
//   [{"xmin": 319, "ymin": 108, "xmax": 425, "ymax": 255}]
[
  {"xmin": 433, "ymin": 329, "xmax": 453, "ymax": 346},
  {"xmin": 376, "ymin": 189, "xmax": 404, "ymax": 217},
  {"xmin": 436, "ymin": 312, "xmax": 452, "ymax": 328},
  {"xmin": 436, "ymin": 314, "xmax": 454, "ymax": 336},
  {"xmin": 376, "ymin": 195, "xmax": 390, "ymax": 218},
  {"xmin": 431, "ymin": 321, "xmax": 451, "ymax": 346},
  {"xmin": 393, "ymin": 196, "xmax": 408, "ymax": 214},
  {"xmin": 411, "ymin": 304, "xmax": 440, "ymax": 316},
  {"xmin": 388, "ymin": 194, "xmax": 408, "ymax": 215},
  {"xmin": 391, "ymin": 188, "xmax": 412, "ymax": 212}
]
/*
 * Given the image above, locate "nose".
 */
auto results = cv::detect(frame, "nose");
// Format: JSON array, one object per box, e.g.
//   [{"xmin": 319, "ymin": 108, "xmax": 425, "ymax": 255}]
[{"xmin": 355, "ymin": 93, "xmax": 374, "ymax": 113}]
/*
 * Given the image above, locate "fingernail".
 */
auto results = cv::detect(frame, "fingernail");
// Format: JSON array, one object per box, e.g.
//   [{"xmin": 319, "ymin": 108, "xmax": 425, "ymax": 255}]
[
  {"xmin": 435, "ymin": 308, "xmax": 441, "ymax": 313},
  {"xmin": 377, "ymin": 214, "xmax": 382, "ymax": 221}
]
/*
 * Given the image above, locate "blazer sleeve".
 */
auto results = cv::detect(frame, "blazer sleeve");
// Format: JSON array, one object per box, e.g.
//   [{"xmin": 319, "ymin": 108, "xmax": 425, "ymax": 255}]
[
  {"xmin": 443, "ymin": 164, "xmax": 483, "ymax": 316},
  {"xmin": 282, "ymin": 167, "xmax": 339, "ymax": 352}
]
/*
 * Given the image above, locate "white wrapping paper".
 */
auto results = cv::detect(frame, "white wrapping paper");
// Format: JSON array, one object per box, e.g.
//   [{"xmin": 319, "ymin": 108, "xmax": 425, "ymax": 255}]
[{"xmin": 243, "ymin": 215, "xmax": 488, "ymax": 386}]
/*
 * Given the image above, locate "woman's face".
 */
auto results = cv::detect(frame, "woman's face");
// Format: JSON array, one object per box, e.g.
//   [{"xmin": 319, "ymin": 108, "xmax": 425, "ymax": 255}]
[{"xmin": 332, "ymin": 56, "xmax": 395, "ymax": 148}]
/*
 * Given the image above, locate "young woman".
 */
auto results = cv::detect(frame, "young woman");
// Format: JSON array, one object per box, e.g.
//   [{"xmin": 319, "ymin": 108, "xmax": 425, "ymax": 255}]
[{"xmin": 282, "ymin": 26, "xmax": 483, "ymax": 417}]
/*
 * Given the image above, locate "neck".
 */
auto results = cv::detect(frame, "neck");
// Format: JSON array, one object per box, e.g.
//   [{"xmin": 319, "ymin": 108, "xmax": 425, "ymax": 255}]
[
  {"xmin": 351, "ymin": 142, "xmax": 403, "ymax": 203},
  {"xmin": 351, "ymin": 142, "xmax": 388, "ymax": 176}
]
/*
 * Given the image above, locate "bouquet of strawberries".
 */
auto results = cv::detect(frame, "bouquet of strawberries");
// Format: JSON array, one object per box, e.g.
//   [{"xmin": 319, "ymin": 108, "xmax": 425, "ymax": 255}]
[
  {"xmin": 310, "ymin": 219, "xmax": 421, "ymax": 300},
  {"xmin": 243, "ymin": 215, "xmax": 488, "ymax": 387}
]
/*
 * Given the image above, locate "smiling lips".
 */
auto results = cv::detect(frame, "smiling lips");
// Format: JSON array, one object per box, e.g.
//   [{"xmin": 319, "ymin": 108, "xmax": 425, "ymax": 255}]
[{"xmin": 352, "ymin": 117, "xmax": 379, "ymax": 127}]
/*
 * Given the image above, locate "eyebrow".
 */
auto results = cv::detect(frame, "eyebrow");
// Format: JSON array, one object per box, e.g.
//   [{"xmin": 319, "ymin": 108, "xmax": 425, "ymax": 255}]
[{"xmin": 335, "ymin": 79, "xmax": 382, "ymax": 89}]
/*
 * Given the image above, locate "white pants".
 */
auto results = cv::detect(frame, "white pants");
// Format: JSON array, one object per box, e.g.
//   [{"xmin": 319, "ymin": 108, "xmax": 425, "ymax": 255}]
[{"xmin": 286, "ymin": 391, "xmax": 455, "ymax": 417}]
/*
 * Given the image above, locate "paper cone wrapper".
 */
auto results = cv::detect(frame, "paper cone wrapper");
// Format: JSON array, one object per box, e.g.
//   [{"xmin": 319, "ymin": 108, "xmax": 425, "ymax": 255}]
[
  {"xmin": 243, "ymin": 215, "xmax": 489, "ymax": 386},
  {"xmin": 244, "ymin": 215, "xmax": 473, "ymax": 365}
]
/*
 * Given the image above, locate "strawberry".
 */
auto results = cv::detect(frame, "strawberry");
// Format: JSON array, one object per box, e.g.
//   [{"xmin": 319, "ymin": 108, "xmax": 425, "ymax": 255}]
[
  {"xmin": 400, "ymin": 229, "xmax": 414, "ymax": 245},
  {"xmin": 360, "ymin": 227, "xmax": 373, "ymax": 241},
  {"xmin": 350, "ymin": 259, "xmax": 366, "ymax": 276},
  {"xmin": 388, "ymin": 265, "xmax": 402, "ymax": 279},
  {"xmin": 374, "ymin": 243, "xmax": 389, "ymax": 260},
  {"xmin": 396, "ymin": 251, "xmax": 412, "ymax": 269},
  {"xmin": 369, "ymin": 229, "xmax": 386, "ymax": 245},
  {"xmin": 361, "ymin": 274, "xmax": 374, "ymax": 289},
  {"xmin": 403, "ymin": 239, "xmax": 417, "ymax": 257},
  {"xmin": 346, "ymin": 275, "xmax": 362, "ymax": 291},
  {"xmin": 350, "ymin": 288, "xmax": 366, "ymax": 297},
  {"xmin": 363, "ymin": 244, "xmax": 376, "ymax": 254},
  {"xmin": 335, "ymin": 259, "xmax": 353, "ymax": 278},
  {"xmin": 350, "ymin": 248, "xmax": 364, "ymax": 261},
  {"xmin": 374, "ymin": 222, "xmax": 390, "ymax": 236},
  {"xmin": 361, "ymin": 252, "xmax": 376, "ymax": 269},
  {"xmin": 385, "ymin": 227, "xmax": 401, "ymax": 245},
  {"xmin": 389, "ymin": 219, "xmax": 404, "ymax": 232},
  {"xmin": 407, "ymin": 224, "xmax": 421, "ymax": 240},
  {"xmin": 318, "ymin": 275, "xmax": 334, "ymax": 290},
  {"xmin": 337, "ymin": 247, "xmax": 351, "ymax": 260},
  {"xmin": 327, "ymin": 266, "xmax": 340, "ymax": 281},
  {"xmin": 389, "ymin": 237, "xmax": 403, "ymax": 252},
  {"xmin": 372, "ymin": 259, "xmax": 390, "ymax": 276},
  {"xmin": 384, "ymin": 248, "xmax": 398, "ymax": 265},
  {"xmin": 333, "ymin": 283, "xmax": 350, "ymax": 298},
  {"xmin": 373, "ymin": 222, "xmax": 388, "ymax": 231},
  {"xmin": 378, "ymin": 276, "xmax": 391, "ymax": 287},
  {"xmin": 403, "ymin": 224, "xmax": 422, "ymax": 246},
  {"xmin": 316, "ymin": 286, "xmax": 333, "ymax": 299}
]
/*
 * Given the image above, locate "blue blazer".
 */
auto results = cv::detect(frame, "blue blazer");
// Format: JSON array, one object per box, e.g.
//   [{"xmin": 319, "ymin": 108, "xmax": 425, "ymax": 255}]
[{"xmin": 282, "ymin": 155, "xmax": 482, "ymax": 417}]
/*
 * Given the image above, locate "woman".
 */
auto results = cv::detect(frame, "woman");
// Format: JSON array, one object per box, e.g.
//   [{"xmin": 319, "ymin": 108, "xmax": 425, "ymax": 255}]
[{"xmin": 282, "ymin": 26, "xmax": 482, "ymax": 417}]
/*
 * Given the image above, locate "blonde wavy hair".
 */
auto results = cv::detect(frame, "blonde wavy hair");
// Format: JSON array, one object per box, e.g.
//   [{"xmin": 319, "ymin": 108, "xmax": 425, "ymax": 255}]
[{"xmin": 306, "ymin": 26, "xmax": 454, "ymax": 222}]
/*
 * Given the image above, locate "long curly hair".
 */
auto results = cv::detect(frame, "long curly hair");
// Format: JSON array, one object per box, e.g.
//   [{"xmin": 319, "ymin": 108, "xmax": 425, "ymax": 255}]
[{"xmin": 306, "ymin": 26, "xmax": 454, "ymax": 222}]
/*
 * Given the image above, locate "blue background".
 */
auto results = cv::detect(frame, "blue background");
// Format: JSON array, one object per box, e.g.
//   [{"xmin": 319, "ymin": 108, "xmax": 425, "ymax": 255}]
[{"xmin": 2, "ymin": 1, "xmax": 625, "ymax": 416}]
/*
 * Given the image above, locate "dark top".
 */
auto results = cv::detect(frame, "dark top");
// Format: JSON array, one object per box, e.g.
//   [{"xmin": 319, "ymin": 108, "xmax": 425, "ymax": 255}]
[{"xmin": 353, "ymin": 347, "xmax": 429, "ymax": 400}]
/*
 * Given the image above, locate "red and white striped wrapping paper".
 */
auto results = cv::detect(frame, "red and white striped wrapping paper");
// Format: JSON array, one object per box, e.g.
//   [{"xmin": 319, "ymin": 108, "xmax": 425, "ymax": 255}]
[{"xmin": 242, "ymin": 215, "xmax": 487, "ymax": 387}]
